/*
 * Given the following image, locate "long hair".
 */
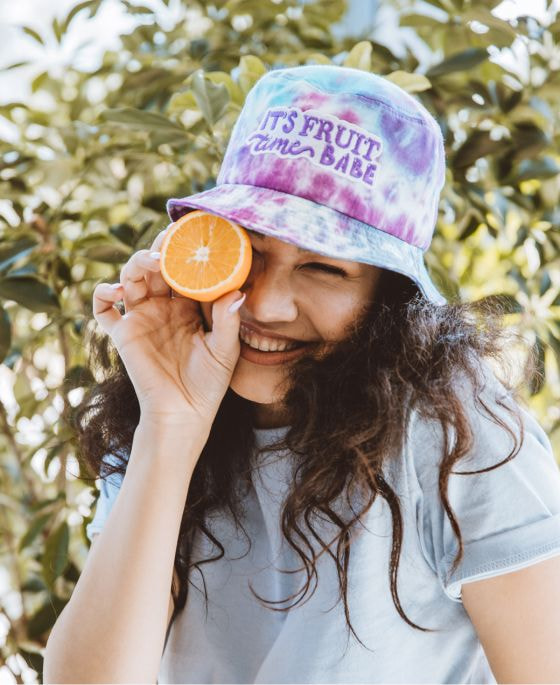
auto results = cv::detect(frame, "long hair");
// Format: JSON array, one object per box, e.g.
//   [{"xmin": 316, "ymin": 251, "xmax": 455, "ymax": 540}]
[{"xmin": 73, "ymin": 268, "xmax": 532, "ymax": 650}]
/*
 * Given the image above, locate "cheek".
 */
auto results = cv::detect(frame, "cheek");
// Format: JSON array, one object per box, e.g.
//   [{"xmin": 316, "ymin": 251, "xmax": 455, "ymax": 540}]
[{"xmin": 312, "ymin": 294, "xmax": 364, "ymax": 340}]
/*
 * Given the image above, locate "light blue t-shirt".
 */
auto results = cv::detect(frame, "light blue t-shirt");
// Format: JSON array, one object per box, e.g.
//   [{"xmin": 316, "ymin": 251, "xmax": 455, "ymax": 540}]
[{"xmin": 86, "ymin": 361, "xmax": 560, "ymax": 683}]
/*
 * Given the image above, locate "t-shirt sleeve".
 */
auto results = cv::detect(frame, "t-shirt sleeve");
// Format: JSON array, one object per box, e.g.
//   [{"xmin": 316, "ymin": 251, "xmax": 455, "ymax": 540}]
[
  {"xmin": 85, "ymin": 453, "xmax": 127, "ymax": 543},
  {"xmin": 407, "ymin": 359, "xmax": 560, "ymax": 603}
]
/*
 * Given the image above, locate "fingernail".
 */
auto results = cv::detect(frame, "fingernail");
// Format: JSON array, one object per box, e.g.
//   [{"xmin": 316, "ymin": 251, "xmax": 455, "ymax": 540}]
[
  {"xmin": 227, "ymin": 292, "xmax": 246, "ymax": 314},
  {"xmin": 110, "ymin": 283, "xmax": 123, "ymax": 290},
  {"xmin": 149, "ymin": 251, "xmax": 161, "ymax": 259}
]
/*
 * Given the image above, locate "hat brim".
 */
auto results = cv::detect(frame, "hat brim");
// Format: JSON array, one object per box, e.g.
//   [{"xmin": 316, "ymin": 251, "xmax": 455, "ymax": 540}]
[{"xmin": 167, "ymin": 183, "xmax": 447, "ymax": 306}]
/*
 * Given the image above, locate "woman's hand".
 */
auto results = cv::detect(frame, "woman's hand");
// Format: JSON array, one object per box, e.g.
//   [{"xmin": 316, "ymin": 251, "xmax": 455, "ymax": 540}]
[{"xmin": 92, "ymin": 225, "xmax": 246, "ymax": 428}]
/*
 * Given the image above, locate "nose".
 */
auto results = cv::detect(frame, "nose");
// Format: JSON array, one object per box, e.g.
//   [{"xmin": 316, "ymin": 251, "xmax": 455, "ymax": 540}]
[{"xmin": 241, "ymin": 264, "xmax": 299, "ymax": 324}]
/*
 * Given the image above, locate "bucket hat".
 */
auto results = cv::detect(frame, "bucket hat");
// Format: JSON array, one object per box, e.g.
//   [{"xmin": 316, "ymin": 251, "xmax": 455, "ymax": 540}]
[{"xmin": 167, "ymin": 64, "xmax": 447, "ymax": 305}]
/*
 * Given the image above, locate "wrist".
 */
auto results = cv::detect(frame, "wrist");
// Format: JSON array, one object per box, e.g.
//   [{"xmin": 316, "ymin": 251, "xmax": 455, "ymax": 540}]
[
  {"xmin": 138, "ymin": 408, "xmax": 213, "ymax": 431},
  {"xmin": 135, "ymin": 413, "xmax": 212, "ymax": 450}
]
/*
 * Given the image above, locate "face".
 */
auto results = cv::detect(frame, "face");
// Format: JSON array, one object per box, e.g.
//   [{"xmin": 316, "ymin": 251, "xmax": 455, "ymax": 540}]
[{"xmin": 199, "ymin": 229, "xmax": 382, "ymax": 429}]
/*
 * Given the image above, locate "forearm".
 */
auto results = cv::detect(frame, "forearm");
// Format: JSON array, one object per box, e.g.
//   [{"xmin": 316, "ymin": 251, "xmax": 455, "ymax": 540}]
[{"xmin": 43, "ymin": 418, "xmax": 210, "ymax": 684}]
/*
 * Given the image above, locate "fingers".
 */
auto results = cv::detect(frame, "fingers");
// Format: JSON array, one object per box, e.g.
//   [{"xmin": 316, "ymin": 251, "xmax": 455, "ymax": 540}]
[
  {"xmin": 145, "ymin": 226, "xmax": 173, "ymax": 296},
  {"xmin": 118, "ymin": 250, "xmax": 160, "ymax": 310},
  {"xmin": 121, "ymin": 225, "xmax": 175, "ymax": 308},
  {"xmin": 150, "ymin": 225, "xmax": 172, "ymax": 252},
  {"xmin": 144, "ymin": 252, "xmax": 171, "ymax": 297},
  {"xmin": 97, "ymin": 224, "xmax": 173, "ymax": 320},
  {"xmin": 203, "ymin": 290, "xmax": 245, "ymax": 369},
  {"xmin": 92, "ymin": 282, "xmax": 124, "ymax": 335}
]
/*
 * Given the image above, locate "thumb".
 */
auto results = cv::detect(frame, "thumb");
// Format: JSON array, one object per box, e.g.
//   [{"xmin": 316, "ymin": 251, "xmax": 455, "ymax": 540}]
[{"xmin": 204, "ymin": 290, "xmax": 246, "ymax": 368}]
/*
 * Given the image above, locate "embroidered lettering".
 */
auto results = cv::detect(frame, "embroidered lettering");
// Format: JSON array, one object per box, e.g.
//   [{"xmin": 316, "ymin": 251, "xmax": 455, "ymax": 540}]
[{"xmin": 245, "ymin": 106, "xmax": 383, "ymax": 190}]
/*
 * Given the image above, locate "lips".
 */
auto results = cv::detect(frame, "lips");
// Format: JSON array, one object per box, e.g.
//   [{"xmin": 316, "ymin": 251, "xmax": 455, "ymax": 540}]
[
  {"xmin": 238, "ymin": 338, "xmax": 311, "ymax": 365},
  {"xmin": 240, "ymin": 322, "xmax": 305, "ymax": 344},
  {"xmin": 239, "ymin": 329, "xmax": 307, "ymax": 351}
]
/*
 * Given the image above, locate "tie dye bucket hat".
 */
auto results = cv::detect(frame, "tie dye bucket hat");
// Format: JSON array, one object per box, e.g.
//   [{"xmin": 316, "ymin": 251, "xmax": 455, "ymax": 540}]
[{"xmin": 167, "ymin": 64, "xmax": 448, "ymax": 305}]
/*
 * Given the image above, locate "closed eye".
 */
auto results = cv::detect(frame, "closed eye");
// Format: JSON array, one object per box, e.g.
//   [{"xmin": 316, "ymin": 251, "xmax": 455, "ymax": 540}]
[
  {"xmin": 251, "ymin": 248, "xmax": 347, "ymax": 276},
  {"xmin": 305, "ymin": 263, "xmax": 347, "ymax": 276}
]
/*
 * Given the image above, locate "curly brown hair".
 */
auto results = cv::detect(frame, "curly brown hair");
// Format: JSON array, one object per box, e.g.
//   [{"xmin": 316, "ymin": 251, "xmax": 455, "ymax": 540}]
[{"xmin": 73, "ymin": 268, "xmax": 534, "ymax": 652}]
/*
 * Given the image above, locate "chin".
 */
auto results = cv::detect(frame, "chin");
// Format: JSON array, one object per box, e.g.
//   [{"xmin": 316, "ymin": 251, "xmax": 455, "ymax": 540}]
[{"xmin": 229, "ymin": 361, "xmax": 286, "ymax": 404}]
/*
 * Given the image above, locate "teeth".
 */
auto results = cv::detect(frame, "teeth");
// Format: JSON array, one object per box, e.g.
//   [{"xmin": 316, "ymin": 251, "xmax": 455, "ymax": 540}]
[{"xmin": 239, "ymin": 329, "xmax": 298, "ymax": 352}]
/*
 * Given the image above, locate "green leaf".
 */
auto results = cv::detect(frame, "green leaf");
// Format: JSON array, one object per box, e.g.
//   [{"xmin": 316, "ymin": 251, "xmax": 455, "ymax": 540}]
[
  {"xmin": 148, "ymin": 129, "xmax": 193, "ymax": 149},
  {"xmin": 109, "ymin": 223, "xmax": 137, "ymax": 246},
  {"xmin": 343, "ymin": 41, "xmax": 372, "ymax": 71},
  {"xmin": 190, "ymin": 70, "xmax": 230, "ymax": 126},
  {"xmin": 63, "ymin": 560, "xmax": 81, "ymax": 584},
  {"xmin": 205, "ymin": 71, "xmax": 244, "ymax": 106},
  {"xmin": 370, "ymin": 40, "xmax": 400, "ymax": 64},
  {"xmin": 21, "ymin": 576, "xmax": 48, "ymax": 593},
  {"xmin": 189, "ymin": 38, "xmax": 209, "ymax": 60},
  {"xmin": 0, "ymin": 306, "xmax": 11, "ymax": 363},
  {"xmin": 419, "ymin": 0, "xmax": 455, "ymax": 12},
  {"xmin": 19, "ymin": 512, "xmax": 52, "ymax": 552},
  {"xmin": 42, "ymin": 445, "xmax": 61, "ymax": 478},
  {"xmin": 54, "ymin": 256, "xmax": 72, "ymax": 284},
  {"xmin": 61, "ymin": 0, "xmax": 100, "ymax": 34},
  {"xmin": 52, "ymin": 16, "xmax": 63, "ymax": 44},
  {"xmin": 306, "ymin": 53, "xmax": 332, "ymax": 65},
  {"xmin": 7, "ymin": 264, "xmax": 38, "ymax": 278},
  {"xmin": 426, "ymin": 48, "xmax": 488, "ymax": 78},
  {"xmin": 400, "ymin": 13, "xmax": 447, "ymax": 29},
  {"xmin": 0, "ymin": 236, "xmax": 38, "ymax": 273},
  {"xmin": 3, "ymin": 61, "xmax": 30, "ymax": 70},
  {"xmin": 21, "ymin": 26, "xmax": 44, "ymax": 45},
  {"xmin": 30, "ymin": 491, "xmax": 65, "ymax": 513},
  {"xmin": 502, "ymin": 89, "xmax": 523, "ymax": 113},
  {"xmin": 18, "ymin": 649, "xmax": 43, "ymax": 677},
  {"xmin": 28, "ymin": 596, "xmax": 67, "ymax": 639},
  {"xmin": 83, "ymin": 245, "xmax": 130, "ymax": 263},
  {"xmin": 529, "ymin": 336, "xmax": 546, "ymax": 395},
  {"xmin": 512, "ymin": 157, "xmax": 560, "ymax": 182},
  {"xmin": 452, "ymin": 130, "xmax": 508, "ymax": 169},
  {"xmin": 3, "ymin": 348, "xmax": 21, "ymax": 370},
  {"xmin": 167, "ymin": 91, "xmax": 205, "ymax": 132},
  {"xmin": 120, "ymin": 0, "xmax": 154, "ymax": 14},
  {"xmin": 547, "ymin": 327, "xmax": 560, "ymax": 368},
  {"xmin": 539, "ymin": 270, "xmax": 552, "ymax": 296},
  {"xmin": 31, "ymin": 71, "xmax": 49, "ymax": 94},
  {"xmin": 238, "ymin": 55, "xmax": 267, "ymax": 95},
  {"xmin": 74, "ymin": 232, "xmax": 114, "ymax": 249},
  {"xmin": 0, "ymin": 277, "xmax": 60, "ymax": 313},
  {"xmin": 462, "ymin": 8, "xmax": 517, "ymax": 40},
  {"xmin": 299, "ymin": 26, "xmax": 331, "ymax": 47},
  {"xmin": 143, "ymin": 194, "xmax": 171, "ymax": 213},
  {"xmin": 385, "ymin": 70, "xmax": 432, "ymax": 94},
  {"xmin": 457, "ymin": 211, "xmax": 483, "ymax": 240},
  {"xmin": 510, "ymin": 123, "xmax": 549, "ymax": 161},
  {"xmin": 100, "ymin": 108, "xmax": 187, "ymax": 136},
  {"xmin": 42, "ymin": 521, "xmax": 70, "ymax": 589}
]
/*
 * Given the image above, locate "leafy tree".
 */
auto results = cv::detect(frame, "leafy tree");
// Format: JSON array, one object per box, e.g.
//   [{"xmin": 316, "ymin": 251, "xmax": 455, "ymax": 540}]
[{"xmin": 0, "ymin": 0, "xmax": 559, "ymax": 680}]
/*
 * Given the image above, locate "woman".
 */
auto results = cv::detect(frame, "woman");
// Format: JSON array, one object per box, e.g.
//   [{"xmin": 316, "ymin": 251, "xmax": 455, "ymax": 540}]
[{"xmin": 44, "ymin": 65, "xmax": 560, "ymax": 684}]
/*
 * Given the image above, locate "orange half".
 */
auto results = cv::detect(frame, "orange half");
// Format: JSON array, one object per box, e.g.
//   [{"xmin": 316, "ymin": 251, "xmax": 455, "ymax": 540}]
[{"xmin": 159, "ymin": 210, "xmax": 252, "ymax": 302}]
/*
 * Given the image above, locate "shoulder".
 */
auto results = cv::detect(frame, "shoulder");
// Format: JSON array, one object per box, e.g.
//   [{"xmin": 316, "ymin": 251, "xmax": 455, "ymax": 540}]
[{"xmin": 403, "ymin": 356, "xmax": 542, "ymax": 482}]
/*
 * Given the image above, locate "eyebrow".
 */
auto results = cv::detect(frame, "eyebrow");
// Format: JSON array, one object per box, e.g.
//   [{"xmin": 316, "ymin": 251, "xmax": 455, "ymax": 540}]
[{"xmin": 248, "ymin": 230, "xmax": 315, "ymax": 255}]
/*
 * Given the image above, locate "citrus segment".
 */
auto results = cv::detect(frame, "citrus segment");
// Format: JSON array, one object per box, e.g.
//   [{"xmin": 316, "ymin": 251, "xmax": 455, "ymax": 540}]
[{"xmin": 159, "ymin": 210, "xmax": 253, "ymax": 302}]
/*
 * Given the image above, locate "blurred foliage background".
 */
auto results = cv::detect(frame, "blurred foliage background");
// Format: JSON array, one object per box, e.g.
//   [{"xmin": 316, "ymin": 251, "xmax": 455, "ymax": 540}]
[{"xmin": 0, "ymin": 0, "xmax": 559, "ymax": 680}]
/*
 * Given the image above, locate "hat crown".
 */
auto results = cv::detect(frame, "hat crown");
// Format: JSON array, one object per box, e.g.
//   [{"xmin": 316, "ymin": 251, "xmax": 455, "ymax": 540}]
[{"xmin": 217, "ymin": 64, "xmax": 445, "ymax": 251}]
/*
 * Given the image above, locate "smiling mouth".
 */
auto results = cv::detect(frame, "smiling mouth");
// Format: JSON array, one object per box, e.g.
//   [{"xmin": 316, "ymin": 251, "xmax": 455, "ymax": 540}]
[{"xmin": 239, "ymin": 335, "xmax": 310, "ymax": 352}]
